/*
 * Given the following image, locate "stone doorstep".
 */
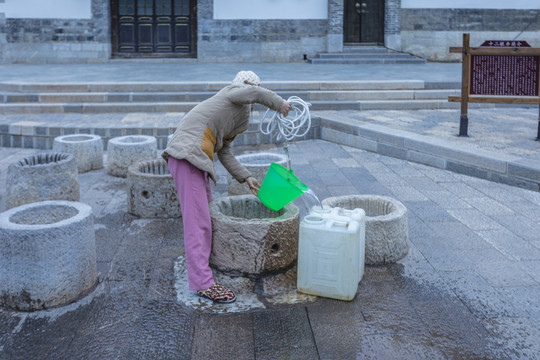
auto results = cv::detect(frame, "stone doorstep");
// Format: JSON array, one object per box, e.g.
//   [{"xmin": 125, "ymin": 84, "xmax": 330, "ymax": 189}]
[{"xmin": 309, "ymin": 58, "xmax": 427, "ymax": 65}]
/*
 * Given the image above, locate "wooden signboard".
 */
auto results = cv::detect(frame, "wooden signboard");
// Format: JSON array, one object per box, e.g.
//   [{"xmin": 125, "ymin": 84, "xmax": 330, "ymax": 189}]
[{"xmin": 449, "ymin": 33, "xmax": 540, "ymax": 140}]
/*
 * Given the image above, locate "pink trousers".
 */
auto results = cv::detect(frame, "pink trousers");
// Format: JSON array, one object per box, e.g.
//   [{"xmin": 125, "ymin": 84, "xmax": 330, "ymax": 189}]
[{"xmin": 167, "ymin": 157, "xmax": 215, "ymax": 291}]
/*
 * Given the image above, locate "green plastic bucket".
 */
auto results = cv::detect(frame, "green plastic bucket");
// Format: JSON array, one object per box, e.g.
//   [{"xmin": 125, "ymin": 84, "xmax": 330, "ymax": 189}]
[{"xmin": 258, "ymin": 163, "xmax": 308, "ymax": 211}]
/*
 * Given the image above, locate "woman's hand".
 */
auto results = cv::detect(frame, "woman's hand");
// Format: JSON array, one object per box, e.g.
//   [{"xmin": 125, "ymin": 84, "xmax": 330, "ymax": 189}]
[
  {"xmin": 280, "ymin": 101, "xmax": 292, "ymax": 117},
  {"xmin": 246, "ymin": 177, "xmax": 261, "ymax": 196}
]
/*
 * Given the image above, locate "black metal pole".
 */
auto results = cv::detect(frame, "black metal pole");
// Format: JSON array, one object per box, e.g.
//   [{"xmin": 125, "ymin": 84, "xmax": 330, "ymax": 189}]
[
  {"xmin": 537, "ymin": 105, "xmax": 540, "ymax": 141},
  {"xmin": 458, "ymin": 34, "xmax": 470, "ymax": 137},
  {"xmin": 459, "ymin": 115, "xmax": 469, "ymax": 137}
]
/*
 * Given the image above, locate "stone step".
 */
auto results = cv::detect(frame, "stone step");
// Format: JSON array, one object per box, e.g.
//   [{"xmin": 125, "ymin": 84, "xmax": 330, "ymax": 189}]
[
  {"xmin": 0, "ymin": 91, "xmax": 216, "ymax": 103},
  {"xmin": 0, "ymin": 89, "xmax": 459, "ymax": 104},
  {"xmin": 309, "ymin": 58, "xmax": 426, "ymax": 65},
  {"xmin": 317, "ymin": 53, "xmax": 414, "ymax": 59},
  {"xmin": 0, "ymin": 80, "xmax": 432, "ymax": 93},
  {"xmin": 0, "ymin": 99, "xmax": 460, "ymax": 114},
  {"xmin": 342, "ymin": 46, "xmax": 389, "ymax": 53},
  {"xmin": 309, "ymin": 45, "xmax": 427, "ymax": 64}
]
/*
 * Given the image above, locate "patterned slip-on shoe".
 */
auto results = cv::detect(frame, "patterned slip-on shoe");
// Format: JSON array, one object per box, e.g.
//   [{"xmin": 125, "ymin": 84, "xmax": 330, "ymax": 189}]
[{"xmin": 197, "ymin": 283, "xmax": 237, "ymax": 303}]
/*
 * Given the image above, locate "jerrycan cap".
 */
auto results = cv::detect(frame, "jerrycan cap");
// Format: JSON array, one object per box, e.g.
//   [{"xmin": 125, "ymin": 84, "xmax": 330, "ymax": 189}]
[{"xmin": 302, "ymin": 215, "xmax": 325, "ymax": 225}]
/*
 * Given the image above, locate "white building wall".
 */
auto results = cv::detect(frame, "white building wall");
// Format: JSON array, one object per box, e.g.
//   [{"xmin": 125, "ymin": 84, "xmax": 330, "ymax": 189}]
[
  {"xmin": 0, "ymin": 0, "xmax": 108, "ymax": 64},
  {"xmin": 0, "ymin": 0, "xmax": 92, "ymax": 19},
  {"xmin": 399, "ymin": 1, "xmax": 540, "ymax": 61},
  {"xmin": 401, "ymin": 0, "xmax": 539, "ymax": 9},
  {"xmin": 213, "ymin": 0, "xmax": 328, "ymax": 20}
]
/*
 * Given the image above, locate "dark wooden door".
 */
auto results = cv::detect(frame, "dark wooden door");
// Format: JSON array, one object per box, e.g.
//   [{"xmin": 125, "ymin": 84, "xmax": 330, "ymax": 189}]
[
  {"xmin": 344, "ymin": 0, "xmax": 384, "ymax": 44},
  {"xmin": 111, "ymin": 0, "xmax": 196, "ymax": 56}
]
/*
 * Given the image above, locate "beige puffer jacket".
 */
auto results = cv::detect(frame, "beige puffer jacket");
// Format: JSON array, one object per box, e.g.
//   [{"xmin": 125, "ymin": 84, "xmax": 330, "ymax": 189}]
[{"xmin": 162, "ymin": 85, "xmax": 285, "ymax": 184}]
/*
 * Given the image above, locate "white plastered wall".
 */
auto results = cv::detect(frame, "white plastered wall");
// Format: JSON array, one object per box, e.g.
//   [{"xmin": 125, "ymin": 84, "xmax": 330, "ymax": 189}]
[
  {"xmin": 0, "ymin": 0, "xmax": 92, "ymax": 19},
  {"xmin": 213, "ymin": 0, "xmax": 328, "ymax": 20},
  {"xmin": 401, "ymin": 0, "xmax": 539, "ymax": 9},
  {"xmin": 400, "ymin": 1, "xmax": 539, "ymax": 61}
]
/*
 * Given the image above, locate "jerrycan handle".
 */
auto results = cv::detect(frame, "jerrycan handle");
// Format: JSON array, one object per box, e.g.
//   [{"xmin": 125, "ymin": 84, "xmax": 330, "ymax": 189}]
[
  {"xmin": 326, "ymin": 219, "xmax": 349, "ymax": 229},
  {"xmin": 326, "ymin": 219, "xmax": 360, "ymax": 232}
]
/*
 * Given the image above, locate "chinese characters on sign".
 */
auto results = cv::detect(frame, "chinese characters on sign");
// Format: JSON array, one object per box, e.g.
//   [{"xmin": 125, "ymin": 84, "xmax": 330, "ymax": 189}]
[
  {"xmin": 470, "ymin": 41, "xmax": 539, "ymax": 97},
  {"xmin": 480, "ymin": 41, "xmax": 530, "ymax": 48}
]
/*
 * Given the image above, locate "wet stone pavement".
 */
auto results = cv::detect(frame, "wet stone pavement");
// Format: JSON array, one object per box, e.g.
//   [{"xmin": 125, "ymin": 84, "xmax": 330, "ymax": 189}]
[{"xmin": 1, "ymin": 139, "xmax": 540, "ymax": 359}]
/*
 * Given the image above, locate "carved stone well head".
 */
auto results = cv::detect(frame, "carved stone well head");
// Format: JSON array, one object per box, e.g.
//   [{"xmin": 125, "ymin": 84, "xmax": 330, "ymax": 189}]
[{"xmin": 209, "ymin": 195, "xmax": 299, "ymax": 277}]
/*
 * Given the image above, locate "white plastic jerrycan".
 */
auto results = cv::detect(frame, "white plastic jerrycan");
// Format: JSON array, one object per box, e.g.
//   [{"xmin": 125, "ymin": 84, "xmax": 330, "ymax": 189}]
[
  {"xmin": 310, "ymin": 206, "xmax": 366, "ymax": 282},
  {"xmin": 297, "ymin": 212, "xmax": 365, "ymax": 301}
]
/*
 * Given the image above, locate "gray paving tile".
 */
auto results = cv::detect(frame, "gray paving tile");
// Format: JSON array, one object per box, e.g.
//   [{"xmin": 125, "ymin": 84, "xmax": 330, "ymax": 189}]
[
  {"xmin": 517, "ymin": 260, "xmax": 540, "ymax": 284},
  {"xmin": 439, "ymin": 181, "xmax": 489, "ymax": 198},
  {"xmin": 253, "ymin": 307, "xmax": 318, "ymax": 360},
  {"xmin": 412, "ymin": 298, "xmax": 494, "ymax": 359},
  {"xmin": 404, "ymin": 176, "xmax": 447, "ymax": 193},
  {"xmin": 0, "ymin": 310, "xmax": 26, "ymax": 357},
  {"xmin": 414, "ymin": 164, "xmax": 465, "ymax": 183},
  {"xmin": 125, "ymin": 300, "xmax": 194, "ymax": 359},
  {"xmin": 316, "ymin": 140, "xmax": 352, "ymax": 158},
  {"xmin": 427, "ymin": 221, "xmax": 493, "ymax": 250},
  {"xmin": 371, "ymin": 171, "xmax": 410, "ymax": 186},
  {"xmin": 353, "ymin": 333, "xmax": 448, "ymax": 359},
  {"xmin": 504, "ymin": 201, "xmax": 540, "ymax": 221},
  {"xmin": 4, "ymin": 310, "xmax": 88, "ymax": 359},
  {"xmin": 496, "ymin": 286, "xmax": 540, "ymax": 318},
  {"xmin": 440, "ymin": 270, "xmax": 521, "ymax": 319},
  {"xmin": 327, "ymin": 185, "xmax": 359, "ymax": 197},
  {"xmin": 307, "ymin": 298, "xmax": 367, "ymax": 359},
  {"xmin": 517, "ymin": 189, "xmax": 540, "ymax": 204},
  {"xmin": 463, "ymin": 197, "xmax": 515, "ymax": 216},
  {"xmin": 415, "ymin": 238, "xmax": 476, "ymax": 272},
  {"xmin": 457, "ymin": 247, "xmax": 509, "ymax": 267},
  {"xmin": 352, "ymin": 180, "xmax": 393, "ymax": 196},
  {"xmin": 331, "ymin": 157, "xmax": 360, "ymax": 168},
  {"xmin": 361, "ymin": 161, "xmax": 395, "ymax": 174},
  {"xmin": 191, "ymin": 313, "xmax": 254, "ymax": 360},
  {"xmin": 389, "ymin": 185, "xmax": 430, "ymax": 201},
  {"xmin": 307, "ymin": 158, "xmax": 341, "ymax": 174},
  {"xmin": 389, "ymin": 253, "xmax": 459, "ymax": 301},
  {"xmin": 147, "ymin": 246, "xmax": 184, "ymax": 301},
  {"xmin": 475, "ymin": 261, "xmax": 538, "ymax": 288},
  {"xmin": 404, "ymin": 201, "xmax": 456, "ymax": 222},
  {"xmin": 422, "ymin": 190, "xmax": 473, "ymax": 209},
  {"xmin": 60, "ymin": 284, "xmax": 143, "ymax": 359},
  {"xmin": 340, "ymin": 166, "xmax": 378, "ymax": 182},
  {"xmin": 482, "ymin": 317, "xmax": 540, "ymax": 360},
  {"xmin": 491, "ymin": 214, "xmax": 540, "ymax": 241},
  {"xmin": 93, "ymin": 211, "xmax": 127, "ymax": 263},
  {"xmin": 318, "ymin": 170, "xmax": 353, "ymax": 187},
  {"xmin": 478, "ymin": 229, "xmax": 540, "ymax": 261},
  {"xmin": 447, "ymin": 208, "xmax": 505, "ymax": 231},
  {"xmin": 357, "ymin": 281, "xmax": 429, "ymax": 336}
]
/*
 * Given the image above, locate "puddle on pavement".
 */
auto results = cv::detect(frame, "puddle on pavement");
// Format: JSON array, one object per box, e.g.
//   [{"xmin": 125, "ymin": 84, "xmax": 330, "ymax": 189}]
[{"xmin": 173, "ymin": 256, "xmax": 316, "ymax": 313}]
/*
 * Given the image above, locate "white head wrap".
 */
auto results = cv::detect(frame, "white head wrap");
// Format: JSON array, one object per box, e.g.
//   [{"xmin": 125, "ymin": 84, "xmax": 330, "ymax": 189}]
[{"xmin": 231, "ymin": 71, "xmax": 261, "ymax": 87}]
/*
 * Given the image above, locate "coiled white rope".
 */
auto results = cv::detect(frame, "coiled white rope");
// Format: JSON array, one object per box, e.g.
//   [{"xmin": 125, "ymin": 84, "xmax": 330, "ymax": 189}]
[{"xmin": 259, "ymin": 96, "xmax": 312, "ymax": 142}]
